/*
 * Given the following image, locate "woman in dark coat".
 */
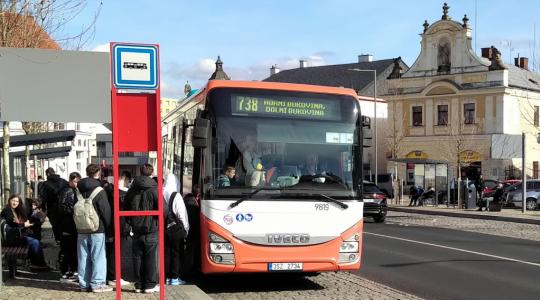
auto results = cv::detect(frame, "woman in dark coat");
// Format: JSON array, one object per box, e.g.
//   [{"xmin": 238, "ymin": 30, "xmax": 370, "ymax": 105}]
[{"xmin": 1, "ymin": 194, "xmax": 49, "ymax": 269}]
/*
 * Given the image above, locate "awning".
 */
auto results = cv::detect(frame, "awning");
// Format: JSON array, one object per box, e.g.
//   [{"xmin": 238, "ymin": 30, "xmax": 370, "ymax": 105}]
[
  {"xmin": 0, "ymin": 130, "xmax": 76, "ymax": 147},
  {"xmin": 9, "ymin": 146, "xmax": 72, "ymax": 159},
  {"xmin": 388, "ymin": 158, "xmax": 448, "ymax": 164}
]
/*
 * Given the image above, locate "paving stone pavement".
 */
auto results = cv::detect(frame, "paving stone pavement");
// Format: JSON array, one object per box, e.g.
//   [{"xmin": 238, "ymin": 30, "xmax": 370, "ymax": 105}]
[
  {"xmin": 1, "ymin": 224, "xmax": 209, "ymax": 300},
  {"xmin": 198, "ymin": 272, "xmax": 423, "ymax": 300},
  {"xmin": 385, "ymin": 211, "xmax": 540, "ymax": 241}
]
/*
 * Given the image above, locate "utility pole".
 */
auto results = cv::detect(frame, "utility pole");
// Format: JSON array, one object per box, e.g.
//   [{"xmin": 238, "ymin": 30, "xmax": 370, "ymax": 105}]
[{"xmin": 522, "ymin": 132, "xmax": 527, "ymax": 213}]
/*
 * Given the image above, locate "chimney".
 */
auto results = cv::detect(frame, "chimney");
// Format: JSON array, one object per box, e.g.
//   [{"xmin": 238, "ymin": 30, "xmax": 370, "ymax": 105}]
[
  {"xmin": 358, "ymin": 54, "xmax": 373, "ymax": 63},
  {"xmin": 299, "ymin": 60, "xmax": 307, "ymax": 68},
  {"xmin": 481, "ymin": 47, "xmax": 493, "ymax": 59},
  {"xmin": 270, "ymin": 65, "xmax": 280, "ymax": 76},
  {"xmin": 520, "ymin": 57, "xmax": 529, "ymax": 70}
]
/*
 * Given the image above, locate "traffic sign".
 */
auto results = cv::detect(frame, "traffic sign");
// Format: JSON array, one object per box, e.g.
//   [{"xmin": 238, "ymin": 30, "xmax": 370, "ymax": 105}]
[{"xmin": 111, "ymin": 43, "xmax": 159, "ymax": 89}]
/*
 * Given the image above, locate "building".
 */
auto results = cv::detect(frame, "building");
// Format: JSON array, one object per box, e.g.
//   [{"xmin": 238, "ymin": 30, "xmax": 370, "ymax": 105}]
[
  {"xmin": 384, "ymin": 3, "xmax": 540, "ymax": 186},
  {"xmin": 264, "ymin": 55, "xmax": 409, "ymax": 175},
  {"xmin": 161, "ymin": 57, "xmax": 231, "ymax": 176},
  {"xmin": 161, "ymin": 97, "xmax": 180, "ymax": 118}
]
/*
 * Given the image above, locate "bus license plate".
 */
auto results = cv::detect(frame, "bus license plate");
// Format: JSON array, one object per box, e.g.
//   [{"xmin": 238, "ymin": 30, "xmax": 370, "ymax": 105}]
[{"xmin": 268, "ymin": 262, "xmax": 303, "ymax": 271}]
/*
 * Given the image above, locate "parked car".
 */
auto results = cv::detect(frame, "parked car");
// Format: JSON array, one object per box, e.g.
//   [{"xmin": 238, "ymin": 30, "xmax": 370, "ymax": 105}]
[
  {"xmin": 505, "ymin": 180, "xmax": 540, "ymax": 210},
  {"xmin": 483, "ymin": 179, "xmax": 520, "ymax": 198},
  {"xmin": 363, "ymin": 181, "xmax": 387, "ymax": 223},
  {"xmin": 365, "ymin": 174, "xmax": 394, "ymax": 199}
]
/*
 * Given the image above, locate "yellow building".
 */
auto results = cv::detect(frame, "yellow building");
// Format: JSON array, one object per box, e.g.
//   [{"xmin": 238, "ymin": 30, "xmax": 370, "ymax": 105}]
[
  {"xmin": 385, "ymin": 4, "xmax": 540, "ymax": 183},
  {"xmin": 161, "ymin": 97, "xmax": 179, "ymax": 119}
]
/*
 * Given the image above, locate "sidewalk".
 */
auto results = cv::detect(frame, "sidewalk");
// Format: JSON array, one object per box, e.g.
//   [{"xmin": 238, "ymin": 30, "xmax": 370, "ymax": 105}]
[
  {"xmin": 1, "ymin": 223, "xmax": 212, "ymax": 300},
  {"xmin": 388, "ymin": 203, "xmax": 540, "ymax": 225}
]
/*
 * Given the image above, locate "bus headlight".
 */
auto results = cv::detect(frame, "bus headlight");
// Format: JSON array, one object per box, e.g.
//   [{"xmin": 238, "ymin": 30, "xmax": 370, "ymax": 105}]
[
  {"xmin": 208, "ymin": 232, "xmax": 235, "ymax": 265},
  {"xmin": 339, "ymin": 242, "xmax": 359, "ymax": 253},
  {"xmin": 209, "ymin": 242, "xmax": 234, "ymax": 254},
  {"xmin": 339, "ymin": 233, "xmax": 360, "ymax": 263}
]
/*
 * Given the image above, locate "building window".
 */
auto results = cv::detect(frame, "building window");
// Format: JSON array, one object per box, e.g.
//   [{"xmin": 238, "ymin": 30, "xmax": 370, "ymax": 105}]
[
  {"xmin": 76, "ymin": 162, "xmax": 81, "ymax": 171},
  {"xmin": 534, "ymin": 161, "xmax": 539, "ymax": 179},
  {"xmin": 78, "ymin": 139, "xmax": 81, "ymax": 147},
  {"xmin": 53, "ymin": 122, "xmax": 65, "ymax": 130},
  {"xmin": 464, "ymin": 103, "xmax": 475, "ymax": 124},
  {"xmin": 437, "ymin": 105, "xmax": 448, "ymax": 125},
  {"xmin": 412, "ymin": 106, "xmax": 423, "ymax": 126},
  {"xmin": 75, "ymin": 123, "xmax": 81, "ymax": 131},
  {"xmin": 84, "ymin": 140, "xmax": 86, "ymax": 147},
  {"xmin": 534, "ymin": 106, "xmax": 539, "ymax": 127},
  {"xmin": 76, "ymin": 151, "xmax": 83, "ymax": 159}
]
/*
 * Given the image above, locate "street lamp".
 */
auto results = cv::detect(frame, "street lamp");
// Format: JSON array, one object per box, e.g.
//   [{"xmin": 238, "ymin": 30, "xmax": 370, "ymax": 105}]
[{"xmin": 349, "ymin": 68, "xmax": 377, "ymax": 185}]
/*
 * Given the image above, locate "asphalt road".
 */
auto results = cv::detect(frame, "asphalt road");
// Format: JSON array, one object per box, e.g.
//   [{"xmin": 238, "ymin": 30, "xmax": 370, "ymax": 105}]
[{"xmin": 357, "ymin": 221, "xmax": 540, "ymax": 300}]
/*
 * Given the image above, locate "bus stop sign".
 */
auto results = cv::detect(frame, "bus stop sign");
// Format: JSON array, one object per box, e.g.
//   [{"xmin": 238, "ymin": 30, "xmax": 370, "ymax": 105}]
[{"xmin": 111, "ymin": 43, "xmax": 159, "ymax": 89}]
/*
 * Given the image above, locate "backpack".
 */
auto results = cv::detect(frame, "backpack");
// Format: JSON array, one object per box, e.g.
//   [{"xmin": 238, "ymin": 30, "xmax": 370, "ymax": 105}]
[
  {"xmin": 127, "ymin": 188, "xmax": 157, "ymax": 235},
  {"xmin": 165, "ymin": 192, "xmax": 186, "ymax": 241},
  {"xmin": 73, "ymin": 187, "xmax": 103, "ymax": 234}
]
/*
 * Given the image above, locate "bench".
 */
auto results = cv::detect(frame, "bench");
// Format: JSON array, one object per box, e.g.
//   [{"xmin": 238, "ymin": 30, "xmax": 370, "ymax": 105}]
[{"xmin": 1, "ymin": 245, "xmax": 29, "ymax": 278}]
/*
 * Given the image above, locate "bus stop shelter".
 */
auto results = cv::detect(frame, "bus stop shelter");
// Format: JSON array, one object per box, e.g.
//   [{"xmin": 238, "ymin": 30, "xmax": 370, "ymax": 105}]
[{"xmin": 388, "ymin": 158, "xmax": 449, "ymax": 205}]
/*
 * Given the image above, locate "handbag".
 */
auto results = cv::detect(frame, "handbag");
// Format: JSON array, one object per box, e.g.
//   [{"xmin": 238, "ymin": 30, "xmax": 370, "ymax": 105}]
[
  {"xmin": 165, "ymin": 192, "xmax": 186, "ymax": 240},
  {"xmin": 3, "ymin": 222, "xmax": 26, "ymax": 246}
]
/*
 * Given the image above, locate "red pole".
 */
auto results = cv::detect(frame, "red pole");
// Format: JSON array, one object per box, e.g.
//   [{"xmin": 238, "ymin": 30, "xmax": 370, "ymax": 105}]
[{"xmin": 111, "ymin": 92, "xmax": 123, "ymax": 299}]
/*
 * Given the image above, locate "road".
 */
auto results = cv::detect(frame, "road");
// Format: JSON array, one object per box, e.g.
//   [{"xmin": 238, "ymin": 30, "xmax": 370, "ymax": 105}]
[{"xmin": 357, "ymin": 221, "xmax": 540, "ymax": 300}]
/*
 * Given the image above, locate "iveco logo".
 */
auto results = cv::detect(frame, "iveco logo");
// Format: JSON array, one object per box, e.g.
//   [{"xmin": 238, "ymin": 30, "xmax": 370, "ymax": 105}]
[{"xmin": 266, "ymin": 233, "xmax": 310, "ymax": 244}]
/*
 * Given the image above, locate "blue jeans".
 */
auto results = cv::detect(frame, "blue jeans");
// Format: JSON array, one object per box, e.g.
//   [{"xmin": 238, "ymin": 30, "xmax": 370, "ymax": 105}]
[
  {"xmin": 77, "ymin": 233, "xmax": 106, "ymax": 289},
  {"xmin": 24, "ymin": 236, "xmax": 45, "ymax": 265}
]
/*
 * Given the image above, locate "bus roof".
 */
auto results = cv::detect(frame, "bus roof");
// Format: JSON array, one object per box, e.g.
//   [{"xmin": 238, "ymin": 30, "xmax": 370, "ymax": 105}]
[{"xmin": 205, "ymin": 80, "xmax": 359, "ymax": 99}]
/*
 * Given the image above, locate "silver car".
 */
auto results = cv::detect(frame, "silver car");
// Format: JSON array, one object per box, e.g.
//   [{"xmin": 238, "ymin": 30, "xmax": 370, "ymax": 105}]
[{"xmin": 505, "ymin": 180, "xmax": 540, "ymax": 210}]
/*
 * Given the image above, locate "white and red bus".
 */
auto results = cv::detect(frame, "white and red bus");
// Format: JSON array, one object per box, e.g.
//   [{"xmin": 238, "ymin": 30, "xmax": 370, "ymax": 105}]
[{"xmin": 172, "ymin": 80, "xmax": 367, "ymax": 274}]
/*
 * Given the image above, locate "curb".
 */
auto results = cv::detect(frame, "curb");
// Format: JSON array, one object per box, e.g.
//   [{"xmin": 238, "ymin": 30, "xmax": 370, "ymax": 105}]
[{"xmin": 388, "ymin": 207, "xmax": 540, "ymax": 225}]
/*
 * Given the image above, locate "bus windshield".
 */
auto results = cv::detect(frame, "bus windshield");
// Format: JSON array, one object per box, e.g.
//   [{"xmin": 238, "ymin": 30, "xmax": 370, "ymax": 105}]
[{"xmin": 208, "ymin": 88, "xmax": 361, "ymax": 196}]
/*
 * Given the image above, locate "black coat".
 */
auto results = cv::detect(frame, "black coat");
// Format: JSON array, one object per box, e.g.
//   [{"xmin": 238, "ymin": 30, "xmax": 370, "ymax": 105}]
[
  {"xmin": 58, "ymin": 186, "xmax": 78, "ymax": 235},
  {"xmin": 124, "ymin": 176, "xmax": 158, "ymax": 234},
  {"xmin": 40, "ymin": 174, "xmax": 68, "ymax": 214},
  {"xmin": 77, "ymin": 177, "xmax": 112, "ymax": 234}
]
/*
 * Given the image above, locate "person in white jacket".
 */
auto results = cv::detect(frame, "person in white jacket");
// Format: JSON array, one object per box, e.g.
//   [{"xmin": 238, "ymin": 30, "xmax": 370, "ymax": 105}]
[{"xmin": 163, "ymin": 174, "xmax": 189, "ymax": 285}]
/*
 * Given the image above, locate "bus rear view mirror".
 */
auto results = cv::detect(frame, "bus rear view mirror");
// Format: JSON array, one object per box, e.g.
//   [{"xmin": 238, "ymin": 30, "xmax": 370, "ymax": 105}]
[
  {"xmin": 361, "ymin": 115, "xmax": 372, "ymax": 148},
  {"xmin": 193, "ymin": 117, "xmax": 210, "ymax": 148}
]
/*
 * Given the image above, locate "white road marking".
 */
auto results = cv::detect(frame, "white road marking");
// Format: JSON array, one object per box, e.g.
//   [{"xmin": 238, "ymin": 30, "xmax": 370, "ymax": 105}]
[{"xmin": 365, "ymin": 231, "xmax": 540, "ymax": 268}]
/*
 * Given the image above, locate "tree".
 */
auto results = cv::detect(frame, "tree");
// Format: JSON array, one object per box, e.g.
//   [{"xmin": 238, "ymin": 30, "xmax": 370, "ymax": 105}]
[
  {"xmin": 0, "ymin": 0, "xmax": 101, "ymax": 202},
  {"xmin": 437, "ymin": 116, "xmax": 483, "ymax": 207}
]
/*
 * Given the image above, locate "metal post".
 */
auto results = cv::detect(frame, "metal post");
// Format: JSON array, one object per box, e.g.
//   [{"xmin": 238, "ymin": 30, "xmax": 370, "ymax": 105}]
[
  {"xmin": 373, "ymin": 71, "xmax": 378, "ymax": 185},
  {"xmin": 522, "ymin": 132, "xmax": 527, "ymax": 213},
  {"xmin": 179, "ymin": 119, "xmax": 187, "ymax": 195}
]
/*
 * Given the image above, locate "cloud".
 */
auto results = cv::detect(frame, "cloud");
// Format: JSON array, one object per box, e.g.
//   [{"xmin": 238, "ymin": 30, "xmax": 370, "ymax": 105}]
[
  {"xmin": 161, "ymin": 51, "xmax": 334, "ymax": 92},
  {"xmin": 91, "ymin": 43, "xmax": 110, "ymax": 52}
]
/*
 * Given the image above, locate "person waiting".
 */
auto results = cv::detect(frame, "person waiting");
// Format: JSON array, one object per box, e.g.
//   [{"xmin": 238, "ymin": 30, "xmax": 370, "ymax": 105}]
[
  {"xmin": 1, "ymin": 194, "xmax": 49, "ymax": 270},
  {"xmin": 217, "ymin": 166, "xmax": 236, "ymax": 187}
]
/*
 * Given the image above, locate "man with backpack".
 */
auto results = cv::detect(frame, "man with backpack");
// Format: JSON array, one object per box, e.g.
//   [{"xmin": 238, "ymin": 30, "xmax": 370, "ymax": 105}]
[
  {"xmin": 39, "ymin": 167, "xmax": 68, "ymax": 243},
  {"xmin": 75, "ymin": 164, "xmax": 112, "ymax": 293},
  {"xmin": 124, "ymin": 164, "xmax": 159, "ymax": 294},
  {"xmin": 58, "ymin": 172, "xmax": 81, "ymax": 283}
]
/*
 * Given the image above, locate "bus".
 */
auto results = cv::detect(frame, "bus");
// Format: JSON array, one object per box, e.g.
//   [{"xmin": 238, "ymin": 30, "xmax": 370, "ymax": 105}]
[{"xmin": 171, "ymin": 80, "xmax": 367, "ymax": 274}]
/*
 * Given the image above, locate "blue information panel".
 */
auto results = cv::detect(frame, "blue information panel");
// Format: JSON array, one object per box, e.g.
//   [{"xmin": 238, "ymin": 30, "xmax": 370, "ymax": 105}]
[{"xmin": 112, "ymin": 43, "xmax": 159, "ymax": 89}]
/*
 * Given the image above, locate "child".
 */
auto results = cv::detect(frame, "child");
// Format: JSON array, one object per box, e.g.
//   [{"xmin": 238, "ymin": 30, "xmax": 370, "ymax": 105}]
[{"xmin": 217, "ymin": 166, "xmax": 236, "ymax": 187}]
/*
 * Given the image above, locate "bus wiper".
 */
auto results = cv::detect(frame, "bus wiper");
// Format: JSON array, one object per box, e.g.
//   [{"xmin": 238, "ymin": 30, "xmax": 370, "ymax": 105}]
[
  {"xmin": 228, "ymin": 187, "xmax": 282, "ymax": 209},
  {"xmin": 319, "ymin": 193, "xmax": 349, "ymax": 209}
]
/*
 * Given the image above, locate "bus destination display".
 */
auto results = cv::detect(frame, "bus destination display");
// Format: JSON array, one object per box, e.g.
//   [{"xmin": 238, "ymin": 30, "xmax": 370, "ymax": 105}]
[{"xmin": 231, "ymin": 94, "xmax": 341, "ymax": 120}]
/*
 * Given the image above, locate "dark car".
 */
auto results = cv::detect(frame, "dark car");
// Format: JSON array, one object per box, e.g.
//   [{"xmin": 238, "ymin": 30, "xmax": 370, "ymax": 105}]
[{"xmin": 363, "ymin": 181, "xmax": 387, "ymax": 223}]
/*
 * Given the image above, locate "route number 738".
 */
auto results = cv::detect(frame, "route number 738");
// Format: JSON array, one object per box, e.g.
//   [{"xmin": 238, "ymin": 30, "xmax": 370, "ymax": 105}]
[{"xmin": 315, "ymin": 203, "xmax": 329, "ymax": 211}]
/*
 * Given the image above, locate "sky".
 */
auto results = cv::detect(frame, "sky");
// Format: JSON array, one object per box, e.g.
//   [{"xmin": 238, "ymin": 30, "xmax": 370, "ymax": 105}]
[{"xmin": 62, "ymin": 0, "xmax": 540, "ymax": 98}]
